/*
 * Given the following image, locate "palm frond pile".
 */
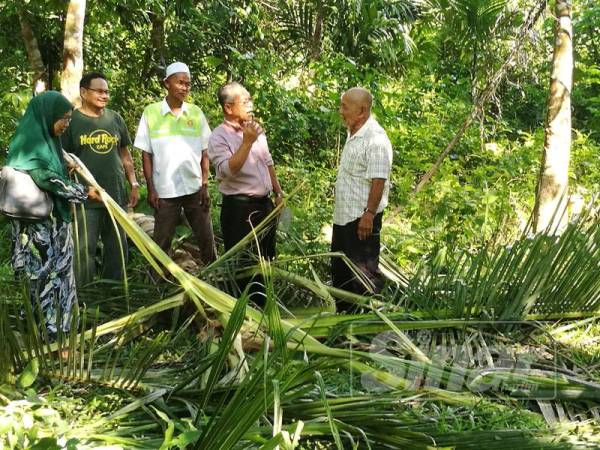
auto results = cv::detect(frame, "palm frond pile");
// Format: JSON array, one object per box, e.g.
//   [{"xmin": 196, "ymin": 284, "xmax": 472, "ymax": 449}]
[{"xmin": 1, "ymin": 158, "xmax": 600, "ymax": 449}]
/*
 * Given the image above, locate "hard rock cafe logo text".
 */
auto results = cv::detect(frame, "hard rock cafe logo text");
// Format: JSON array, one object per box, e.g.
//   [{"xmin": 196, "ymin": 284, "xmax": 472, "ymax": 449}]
[{"xmin": 80, "ymin": 130, "xmax": 119, "ymax": 154}]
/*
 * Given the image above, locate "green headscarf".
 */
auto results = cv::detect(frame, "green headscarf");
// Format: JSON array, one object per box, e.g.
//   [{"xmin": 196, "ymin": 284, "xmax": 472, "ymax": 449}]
[{"xmin": 6, "ymin": 91, "xmax": 73, "ymax": 175}]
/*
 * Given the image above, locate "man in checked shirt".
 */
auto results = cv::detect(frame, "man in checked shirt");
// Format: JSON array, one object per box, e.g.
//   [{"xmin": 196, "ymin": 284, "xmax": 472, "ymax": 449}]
[{"xmin": 332, "ymin": 87, "xmax": 393, "ymax": 304}]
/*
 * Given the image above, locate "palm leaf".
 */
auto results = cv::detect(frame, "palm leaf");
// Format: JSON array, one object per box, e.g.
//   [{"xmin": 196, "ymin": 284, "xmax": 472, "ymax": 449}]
[{"xmin": 4, "ymin": 154, "xmax": 596, "ymax": 449}]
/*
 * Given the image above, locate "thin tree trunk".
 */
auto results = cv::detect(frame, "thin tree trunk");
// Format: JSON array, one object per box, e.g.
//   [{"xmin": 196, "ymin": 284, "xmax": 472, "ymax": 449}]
[
  {"xmin": 532, "ymin": 0, "xmax": 573, "ymax": 233},
  {"xmin": 17, "ymin": 7, "xmax": 47, "ymax": 93},
  {"xmin": 413, "ymin": 0, "xmax": 547, "ymax": 194},
  {"xmin": 310, "ymin": 1, "xmax": 324, "ymax": 60},
  {"xmin": 143, "ymin": 11, "xmax": 165, "ymax": 79},
  {"xmin": 470, "ymin": 46, "xmax": 478, "ymax": 103},
  {"xmin": 60, "ymin": 0, "xmax": 86, "ymax": 105}
]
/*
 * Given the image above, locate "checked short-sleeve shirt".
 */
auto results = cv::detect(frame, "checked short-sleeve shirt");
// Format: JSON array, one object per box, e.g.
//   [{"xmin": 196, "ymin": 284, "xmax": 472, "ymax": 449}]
[{"xmin": 333, "ymin": 117, "xmax": 393, "ymax": 226}]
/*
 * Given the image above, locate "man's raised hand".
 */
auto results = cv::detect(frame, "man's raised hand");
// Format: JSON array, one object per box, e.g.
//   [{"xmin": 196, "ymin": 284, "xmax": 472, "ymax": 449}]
[{"xmin": 242, "ymin": 120, "xmax": 263, "ymax": 145}]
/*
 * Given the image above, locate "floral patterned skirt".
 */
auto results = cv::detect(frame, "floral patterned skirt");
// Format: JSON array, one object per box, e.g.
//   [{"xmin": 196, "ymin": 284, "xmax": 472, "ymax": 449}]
[{"xmin": 11, "ymin": 218, "xmax": 78, "ymax": 339}]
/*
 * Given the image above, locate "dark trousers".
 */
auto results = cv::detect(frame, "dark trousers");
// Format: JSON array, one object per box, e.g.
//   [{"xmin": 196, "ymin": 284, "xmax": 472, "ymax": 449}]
[
  {"xmin": 153, "ymin": 191, "xmax": 216, "ymax": 265},
  {"xmin": 331, "ymin": 213, "xmax": 384, "ymax": 297},
  {"xmin": 220, "ymin": 195, "xmax": 276, "ymax": 303},
  {"xmin": 74, "ymin": 207, "xmax": 128, "ymax": 287}
]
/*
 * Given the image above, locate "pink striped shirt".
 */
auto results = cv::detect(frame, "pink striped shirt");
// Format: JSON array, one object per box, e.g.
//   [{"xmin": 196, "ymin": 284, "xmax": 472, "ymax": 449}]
[{"xmin": 207, "ymin": 121, "xmax": 274, "ymax": 196}]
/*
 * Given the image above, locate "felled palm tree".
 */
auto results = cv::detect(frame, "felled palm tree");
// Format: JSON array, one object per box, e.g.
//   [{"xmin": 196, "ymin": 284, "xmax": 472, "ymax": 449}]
[{"xmin": 3, "ymin": 155, "xmax": 600, "ymax": 448}]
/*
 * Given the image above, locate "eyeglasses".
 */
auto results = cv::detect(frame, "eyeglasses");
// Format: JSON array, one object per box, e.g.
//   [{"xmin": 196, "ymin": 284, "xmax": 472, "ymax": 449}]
[
  {"xmin": 58, "ymin": 116, "xmax": 72, "ymax": 124},
  {"xmin": 228, "ymin": 98, "xmax": 252, "ymax": 106},
  {"xmin": 85, "ymin": 87, "xmax": 110, "ymax": 95}
]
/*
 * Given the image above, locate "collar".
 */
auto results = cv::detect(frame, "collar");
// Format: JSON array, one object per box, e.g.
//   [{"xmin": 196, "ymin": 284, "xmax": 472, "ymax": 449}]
[
  {"xmin": 161, "ymin": 98, "xmax": 189, "ymax": 116},
  {"xmin": 223, "ymin": 119, "xmax": 243, "ymax": 132},
  {"xmin": 348, "ymin": 116, "xmax": 374, "ymax": 140},
  {"xmin": 76, "ymin": 106, "xmax": 106, "ymax": 119}
]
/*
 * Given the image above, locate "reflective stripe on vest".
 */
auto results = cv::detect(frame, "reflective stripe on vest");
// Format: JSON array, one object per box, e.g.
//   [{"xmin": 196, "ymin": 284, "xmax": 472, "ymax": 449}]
[{"xmin": 145, "ymin": 102, "xmax": 204, "ymax": 139}]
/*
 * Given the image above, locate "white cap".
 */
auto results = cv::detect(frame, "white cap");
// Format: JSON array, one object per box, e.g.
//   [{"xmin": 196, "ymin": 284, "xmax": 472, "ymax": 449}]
[{"xmin": 164, "ymin": 62, "xmax": 190, "ymax": 80}]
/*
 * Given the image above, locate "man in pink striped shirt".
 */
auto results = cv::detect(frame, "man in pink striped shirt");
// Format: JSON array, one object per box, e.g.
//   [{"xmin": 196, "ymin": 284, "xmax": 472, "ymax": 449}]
[{"xmin": 208, "ymin": 82, "xmax": 283, "ymax": 302}]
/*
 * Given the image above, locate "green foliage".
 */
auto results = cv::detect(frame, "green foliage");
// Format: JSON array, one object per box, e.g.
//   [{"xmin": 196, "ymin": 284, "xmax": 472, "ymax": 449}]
[
  {"xmin": 271, "ymin": 0, "xmax": 421, "ymax": 70},
  {"xmin": 0, "ymin": 91, "xmax": 31, "ymax": 153},
  {"xmin": 16, "ymin": 359, "xmax": 39, "ymax": 389},
  {"xmin": 404, "ymin": 212, "xmax": 600, "ymax": 320},
  {"xmin": 0, "ymin": 388, "xmax": 82, "ymax": 450},
  {"xmin": 571, "ymin": 129, "xmax": 600, "ymax": 190},
  {"xmin": 5, "ymin": 0, "xmax": 598, "ymax": 269},
  {"xmin": 1, "ymin": 2, "xmax": 600, "ymax": 446},
  {"xmin": 572, "ymin": 0, "xmax": 600, "ymax": 139}
]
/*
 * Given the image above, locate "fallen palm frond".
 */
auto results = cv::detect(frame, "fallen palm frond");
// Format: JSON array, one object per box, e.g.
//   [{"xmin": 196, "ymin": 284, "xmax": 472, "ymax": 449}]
[
  {"xmin": 4, "ymin": 153, "xmax": 600, "ymax": 448},
  {"xmin": 61, "ymin": 154, "xmax": 487, "ymax": 401},
  {"xmin": 402, "ymin": 212, "xmax": 600, "ymax": 321}
]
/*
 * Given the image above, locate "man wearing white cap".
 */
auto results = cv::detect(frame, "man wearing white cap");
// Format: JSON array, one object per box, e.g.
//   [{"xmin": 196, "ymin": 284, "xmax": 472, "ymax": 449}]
[{"xmin": 134, "ymin": 62, "xmax": 216, "ymax": 265}]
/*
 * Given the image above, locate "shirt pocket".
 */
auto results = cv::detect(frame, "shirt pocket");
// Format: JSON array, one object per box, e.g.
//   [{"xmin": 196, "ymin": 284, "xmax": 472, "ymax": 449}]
[{"xmin": 344, "ymin": 143, "xmax": 367, "ymax": 178}]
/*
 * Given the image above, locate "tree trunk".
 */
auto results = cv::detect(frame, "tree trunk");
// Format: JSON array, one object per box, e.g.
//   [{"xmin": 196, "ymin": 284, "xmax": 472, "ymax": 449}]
[
  {"xmin": 142, "ymin": 11, "xmax": 165, "ymax": 80},
  {"xmin": 17, "ymin": 7, "xmax": 47, "ymax": 93},
  {"xmin": 310, "ymin": 1, "xmax": 324, "ymax": 60},
  {"xmin": 532, "ymin": 0, "xmax": 573, "ymax": 234},
  {"xmin": 60, "ymin": 0, "xmax": 86, "ymax": 105}
]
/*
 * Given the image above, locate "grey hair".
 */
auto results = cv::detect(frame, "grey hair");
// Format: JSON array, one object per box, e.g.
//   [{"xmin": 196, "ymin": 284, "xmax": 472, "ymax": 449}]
[{"xmin": 217, "ymin": 82, "xmax": 245, "ymax": 108}]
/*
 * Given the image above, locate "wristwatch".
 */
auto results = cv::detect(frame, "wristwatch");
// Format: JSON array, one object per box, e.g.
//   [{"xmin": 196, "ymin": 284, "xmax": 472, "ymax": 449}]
[
  {"xmin": 131, "ymin": 182, "xmax": 140, "ymax": 188},
  {"xmin": 273, "ymin": 191, "xmax": 284, "ymax": 198},
  {"xmin": 363, "ymin": 207, "xmax": 375, "ymax": 216}
]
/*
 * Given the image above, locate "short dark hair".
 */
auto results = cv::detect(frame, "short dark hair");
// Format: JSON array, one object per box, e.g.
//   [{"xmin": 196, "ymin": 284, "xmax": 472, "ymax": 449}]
[{"xmin": 80, "ymin": 72, "xmax": 107, "ymax": 89}]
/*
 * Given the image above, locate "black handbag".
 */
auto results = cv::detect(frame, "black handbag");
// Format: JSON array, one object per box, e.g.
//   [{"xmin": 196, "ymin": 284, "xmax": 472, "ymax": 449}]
[{"xmin": 0, "ymin": 166, "xmax": 53, "ymax": 220}]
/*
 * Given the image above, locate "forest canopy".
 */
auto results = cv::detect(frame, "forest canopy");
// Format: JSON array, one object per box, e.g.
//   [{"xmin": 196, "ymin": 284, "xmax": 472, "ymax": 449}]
[{"xmin": 1, "ymin": 0, "xmax": 598, "ymax": 251}]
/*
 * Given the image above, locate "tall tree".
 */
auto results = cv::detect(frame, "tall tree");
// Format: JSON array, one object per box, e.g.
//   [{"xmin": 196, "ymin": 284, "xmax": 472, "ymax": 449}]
[
  {"xmin": 142, "ymin": 9, "xmax": 166, "ymax": 79},
  {"xmin": 17, "ymin": 6, "xmax": 47, "ymax": 93},
  {"xmin": 60, "ymin": 0, "xmax": 86, "ymax": 104},
  {"xmin": 533, "ymin": 0, "xmax": 573, "ymax": 233}
]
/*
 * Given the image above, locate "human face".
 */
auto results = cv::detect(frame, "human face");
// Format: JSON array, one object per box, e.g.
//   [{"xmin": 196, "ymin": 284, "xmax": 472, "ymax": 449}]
[
  {"xmin": 53, "ymin": 111, "xmax": 72, "ymax": 136},
  {"xmin": 339, "ymin": 93, "xmax": 364, "ymax": 132},
  {"xmin": 81, "ymin": 77, "xmax": 110, "ymax": 110},
  {"xmin": 225, "ymin": 88, "xmax": 253, "ymax": 122},
  {"xmin": 164, "ymin": 72, "xmax": 191, "ymax": 103}
]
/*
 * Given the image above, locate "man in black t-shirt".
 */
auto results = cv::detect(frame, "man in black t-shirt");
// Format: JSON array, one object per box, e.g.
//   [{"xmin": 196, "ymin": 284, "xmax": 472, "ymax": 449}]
[{"xmin": 62, "ymin": 72, "xmax": 139, "ymax": 286}]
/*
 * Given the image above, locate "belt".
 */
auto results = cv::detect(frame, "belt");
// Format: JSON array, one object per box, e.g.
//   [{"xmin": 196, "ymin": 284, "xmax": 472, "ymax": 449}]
[{"xmin": 223, "ymin": 194, "xmax": 270, "ymax": 203}]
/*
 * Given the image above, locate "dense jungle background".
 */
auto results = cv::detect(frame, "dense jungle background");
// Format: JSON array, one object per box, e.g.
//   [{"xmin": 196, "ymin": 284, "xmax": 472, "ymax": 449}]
[{"xmin": 1, "ymin": 0, "xmax": 600, "ymax": 449}]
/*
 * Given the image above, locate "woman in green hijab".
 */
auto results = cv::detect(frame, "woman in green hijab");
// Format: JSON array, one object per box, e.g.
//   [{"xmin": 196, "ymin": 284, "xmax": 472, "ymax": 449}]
[{"xmin": 6, "ymin": 91, "xmax": 100, "ymax": 340}]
